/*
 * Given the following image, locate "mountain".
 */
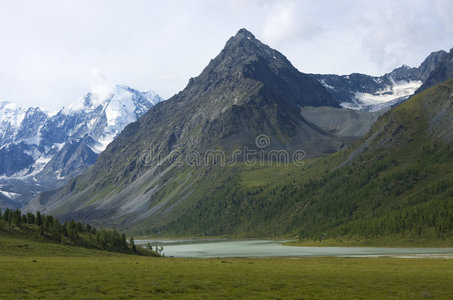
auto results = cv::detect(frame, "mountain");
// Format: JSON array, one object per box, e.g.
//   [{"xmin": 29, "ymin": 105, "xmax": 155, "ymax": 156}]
[
  {"xmin": 417, "ymin": 48, "xmax": 453, "ymax": 93},
  {"xmin": 149, "ymin": 79, "xmax": 453, "ymax": 239},
  {"xmin": 0, "ymin": 85, "xmax": 162, "ymax": 208},
  {"xmin": 27, "ymin": 30, "xmax": 453, "ymax": 241},
  {"xmin": 26, "ymin": 28, "xmax": 353, "ymax": 226},
  {"xmin": 313, "ymin": 50, "xmax": 449, "ymax": 111},
  {"xmin": 0, "ymin": 103, "xmax": 48, "ymax": 176},
  {"xmin": 31, "ymin": 79, "xmax": 453, "ymax": 240}
]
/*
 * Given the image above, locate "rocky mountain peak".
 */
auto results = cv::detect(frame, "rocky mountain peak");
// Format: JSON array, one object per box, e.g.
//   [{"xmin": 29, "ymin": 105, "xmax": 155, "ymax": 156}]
[
  {"xmin": 0, "ymin": 85, "xmax": 162, "ymax": 209},
  {"xmin": 386, "ymin": 64, "xmax": 419, "ymax": 81},
  {"xmin": 188, "ymin": 28, "xmax": 338, "ymax": 109},
  {"xmin": 220, "ymin": 28, "xmax": 290, "ymax": 68},
  {"xmin": 417, "ymin": 50, "xmax": 448, "ymax": 82},
  {"xmin": 234, "ymin": 28, "xmax": 256, "ymax": 40},
  {"xmin": 416, "ymin": 49, "xmax": 453, "ymax": 93}
]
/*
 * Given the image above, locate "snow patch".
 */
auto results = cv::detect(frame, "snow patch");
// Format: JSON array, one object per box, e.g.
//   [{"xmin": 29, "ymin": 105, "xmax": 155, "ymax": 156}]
[
  {"xmin": 354, "ymin": 80, "xmax": 421, "ymax": 105},
  {"xmin": 143, "ymin": 90, "xmax": 162, "ymax": 105},
  {"xmin": 0, "ymin": 190, "xmax": 20, "ymax": 199},
  {"xmin": 104, "ymin": 87, "xmax": 135, "ymax": 127},
  {"xmin": 21, "ymin": 155, "xmax": 54, "ymax": 178},
  {"xmin": 342, "ymin": 80, "xmax": 422, "ymax": 111},
  {"xmin": 0, "ymin": 101, "xmax": 27, "ymax": 135},
  {"xmin": 319, "ymin": 79, "xmax": 335, "ymax": 90},
  {"xmin": 23, "ymin": 147, "xmax": 43, "ymax": 160},
  {"xmin": 91, "ymin": 136, "xmax": 114, "ymax": 153},
  {"xmin": 373, "ymin": 78, "xmax": 383, "ymax": 84},
  {"xmin": 53, "ymin": 142, "xmax": 65, "ymax": 151},
  {"xmin": 46, "ymin": 109, "xmax": 58, "ymax": 117},
  {"xmin": 22, "ymin": 130, "xmax": 42, "ymax": 145},
  {"xmin": 55, "ymin": 170, "xmax": 65, "ymax": 181}
]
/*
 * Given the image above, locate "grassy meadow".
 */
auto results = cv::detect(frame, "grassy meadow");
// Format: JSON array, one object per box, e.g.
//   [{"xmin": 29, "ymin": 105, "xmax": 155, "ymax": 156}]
[{"xmin": 2, "ymin": 233, "xmax": 453, "ymax": 299}]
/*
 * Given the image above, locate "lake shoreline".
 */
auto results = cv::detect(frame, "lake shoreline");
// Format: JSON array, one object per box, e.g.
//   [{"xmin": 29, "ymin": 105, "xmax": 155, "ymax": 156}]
[
  {"xmin": 136, "ymin": 236, "xmax": 453, "ymax": 248},
  {"xmin": 135, "ymin": 239, "xmax": 453, "ymax": 258}
]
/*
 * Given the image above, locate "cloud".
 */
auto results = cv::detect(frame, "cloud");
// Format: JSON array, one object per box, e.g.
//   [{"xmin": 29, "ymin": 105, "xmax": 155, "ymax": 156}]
[
  {"xmin": 433, "ymin": 0, "xmax": 453, "ymax": 33},
  {"xmin": 89, "ymin": 68, "xmax": 115, "ymax": 105},
  {"xmin": 358, "ymin": 1, "xmax": 453, "ymax": 72},
  {"xmin": 261, "ymin": 1, "xmax": 324, "ymax": 46},
  {"xmin": 0, "ymin": 0, "xmax": 451, "ymax": 110}
]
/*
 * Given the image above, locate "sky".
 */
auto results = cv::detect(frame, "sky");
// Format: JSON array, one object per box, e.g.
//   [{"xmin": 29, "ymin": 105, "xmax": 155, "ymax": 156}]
[{"xmin": 0, "ymin": 0, "xmax": 452, "ymax": 111}]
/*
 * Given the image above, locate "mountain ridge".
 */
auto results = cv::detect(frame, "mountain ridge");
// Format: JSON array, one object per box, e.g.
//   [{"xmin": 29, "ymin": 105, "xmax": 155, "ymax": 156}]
[
  {"xmin": 26, "ymin": 28, "xmax": 352, "ymax": 225},
  {"xmin": 417, "ymin": 48, "xmax": 453, "ymax": 93},
  {"xmin": 313, "ymin": 50, "xmax": 449, "ymax": 111},
  {"xmin": 0, "ymin": 85, "xmax": 162, "ymax": 208}
]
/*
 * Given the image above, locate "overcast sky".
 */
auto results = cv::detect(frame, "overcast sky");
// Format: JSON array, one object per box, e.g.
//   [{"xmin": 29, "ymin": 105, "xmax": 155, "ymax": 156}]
[{"xmin": 1, "ymin": 0, "xmax": 452, "ymax": 110}]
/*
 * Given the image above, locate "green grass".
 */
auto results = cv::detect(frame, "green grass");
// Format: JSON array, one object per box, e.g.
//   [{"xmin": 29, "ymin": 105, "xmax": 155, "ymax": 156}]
[
  {"xmin": 0, "ymin": 212, "xmax": 160, "ymax": 257},
  {"xmin": 2, "ymin": 233, "xmax": 453, "ymax": 299},
  {"xmin": 0, "ymin": 232, "xmax": 105, "ymax": 257}
]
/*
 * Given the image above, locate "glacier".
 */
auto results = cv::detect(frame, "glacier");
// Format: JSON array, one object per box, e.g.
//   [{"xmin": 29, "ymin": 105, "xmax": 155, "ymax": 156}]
[{"xmin": 341, "ymin": 80, "xmax": 422, "ymax": 112}]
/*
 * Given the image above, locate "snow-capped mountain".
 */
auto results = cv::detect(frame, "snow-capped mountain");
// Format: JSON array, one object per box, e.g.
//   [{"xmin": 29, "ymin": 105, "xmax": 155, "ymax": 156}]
[
  {"xmin": 313, "ymin": 50, "xmax": 448, "ymax": 111},
  {"xmin": 0, "ymin": 102, "xmax": 49, "ymax": 146},
  {"xmin": 0, "ymin": 84, "xmax": 162, "ymax": 208}
]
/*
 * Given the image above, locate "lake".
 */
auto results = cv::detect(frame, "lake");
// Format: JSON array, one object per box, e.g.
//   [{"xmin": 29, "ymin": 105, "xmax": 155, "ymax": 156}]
[{"xmin": 135, "ymin": 239, "xmax": 453, "ymax": 258}]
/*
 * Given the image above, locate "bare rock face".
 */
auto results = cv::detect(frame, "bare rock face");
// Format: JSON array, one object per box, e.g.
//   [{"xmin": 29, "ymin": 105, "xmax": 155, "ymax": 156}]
[
  {"xmin": 417, "ymin": 49, "xmax": 453, "ymax": 93},
  {"xmin": 417, "ymin": 50, "xmax": 449, "ymax": 82}
]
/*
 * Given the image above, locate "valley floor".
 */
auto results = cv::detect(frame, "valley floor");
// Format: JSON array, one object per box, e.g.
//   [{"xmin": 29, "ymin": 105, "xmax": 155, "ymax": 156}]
[{"xmin": 2, "ymin": 235, "xmax": 453, "ymax": 299}]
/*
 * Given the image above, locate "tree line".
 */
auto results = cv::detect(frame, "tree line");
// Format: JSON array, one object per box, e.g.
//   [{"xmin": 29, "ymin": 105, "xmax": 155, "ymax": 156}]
[{"xmin": 0, "ymin": 208, "xmax": 161, "ymax": 256}]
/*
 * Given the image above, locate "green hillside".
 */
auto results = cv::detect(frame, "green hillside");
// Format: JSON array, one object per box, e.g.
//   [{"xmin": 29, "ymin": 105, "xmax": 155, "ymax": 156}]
[
  {"xmin": 0, "ymin": 208, "xmax": 160, "ymax": 256},
  {"xmin": 133, "ymin": 79, "xmax": 453, "ymax": 243}
]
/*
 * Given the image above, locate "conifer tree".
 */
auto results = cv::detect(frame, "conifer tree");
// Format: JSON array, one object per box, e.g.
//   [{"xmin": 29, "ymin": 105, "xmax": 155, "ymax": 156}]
[
  {"xmin": 36, "ymin": 211, "xmax": 42, "ymax": 226},
  {"xmin": 129, "ymin": 236, "xmax": 136, "ymax": 252}
]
